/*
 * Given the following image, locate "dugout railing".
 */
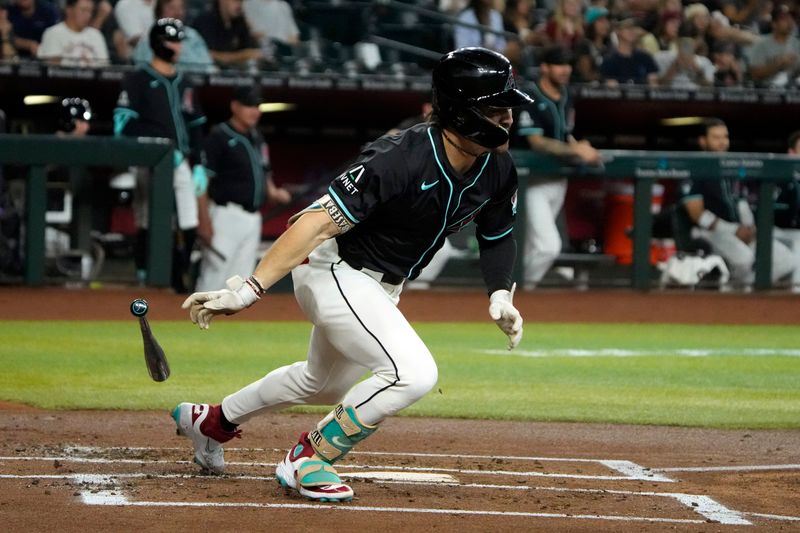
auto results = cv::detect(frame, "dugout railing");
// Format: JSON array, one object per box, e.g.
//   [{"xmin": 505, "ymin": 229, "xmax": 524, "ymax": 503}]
[
  {"xmin": 0, "ymin": 134, "xmax": 174, "ymax": 287},
  {"xmin": 511, "ymin": 149, "xmax": 800, "ymax": 291}
]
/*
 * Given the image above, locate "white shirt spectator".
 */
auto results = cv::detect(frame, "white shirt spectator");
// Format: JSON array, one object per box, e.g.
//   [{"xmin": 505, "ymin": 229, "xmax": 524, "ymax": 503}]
[
  {"xmin": 37, "ymin": 21, "xmax": 109, "ymax": 66},
  {"xmin": 454, "ymin": 9, "xmax": 506, "ymax": 53},
  {"xmin": 654, "ymin": 49, "xmax": 716, "ymax": 89},
  {"xmin": 115, "ymin": 0, "xmax": 155, "ymax": 44},
  {"xmin": 243, "ymin": 0, "xmax": 299, "ymax": 44},
  {"xmin": 747, "ymin": 33, "xmax": 800, "ymax": 88}
]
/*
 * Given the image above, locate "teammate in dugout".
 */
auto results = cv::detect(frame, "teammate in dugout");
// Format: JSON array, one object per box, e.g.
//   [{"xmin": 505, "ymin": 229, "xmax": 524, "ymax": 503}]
[
  {"xmin": 173, "ymin": 47, "xmax": 531, "ymax": 502},
  {"xmin": 113, "ymin": 17, "xmax": 207, "ymax": 292},
  {"xmin": 194, "ymin": 85, "xmax": 292, "ymax": 292}
]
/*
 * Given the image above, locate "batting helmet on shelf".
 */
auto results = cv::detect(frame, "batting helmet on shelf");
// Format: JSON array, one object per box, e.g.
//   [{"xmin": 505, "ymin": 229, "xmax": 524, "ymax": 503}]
[
  {"xmin": 149, "ymin": 17, "xmax": 186, "ymax": 62},
  {"xmin": 432, "ymin": 47, "xmax": 532, "ymax": 149},
  {"xmin": 59, "ymin": 97, "xmax": 92, "ymax": 132}
]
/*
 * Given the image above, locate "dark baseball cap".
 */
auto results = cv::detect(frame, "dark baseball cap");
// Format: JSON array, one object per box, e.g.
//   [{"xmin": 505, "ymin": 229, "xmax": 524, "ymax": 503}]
[
  {"xmin": 232, "ymin": 86, "xmax": 262, "ymax": 107},
  {"xmin": 539, "ymin": 45, "xmax": 573, "ymax": 65},
  {"xmin": 772, "ymin": 2, "xmax": 794, "ymax": 21}
]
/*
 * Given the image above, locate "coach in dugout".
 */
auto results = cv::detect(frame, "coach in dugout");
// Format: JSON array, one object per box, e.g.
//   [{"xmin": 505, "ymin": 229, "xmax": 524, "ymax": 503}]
[
  {"xmin": 194, "ymin": 85, "xmax": 291, "ymax": 292},
  {"xmin": 681, "ymin": 118, "xmax": 797, "ymax": 287},
  {"xmin": 114, "ymin": 17, "xmax": 206, "ymax": 292}
]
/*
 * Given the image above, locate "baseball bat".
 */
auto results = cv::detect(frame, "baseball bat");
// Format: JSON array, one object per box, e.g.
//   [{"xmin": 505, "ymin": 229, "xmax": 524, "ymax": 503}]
[{"xmin": 130, "ymin": 299, "xmax": 170, "ymax": 382}]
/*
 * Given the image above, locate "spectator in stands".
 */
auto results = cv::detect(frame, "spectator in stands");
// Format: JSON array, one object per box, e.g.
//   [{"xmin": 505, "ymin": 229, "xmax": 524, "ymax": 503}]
[
  {"xmin": 544, "ymin": 0, "xmax": 584, "ymax": 49},
  {"xmin": 720, "ymin": 0, "xmax": 768, "ymax": 33},
  {"xmin": 7, "ymin": 0, "xmax": 60, "ymax": 59},
  {"xmin": 573, "ymin": 5, "xmax": 612, "ymax": 83},
  {"xmin": 194, "ymin": 0, "xmax": 262, "ymax": 69},
  {"xmin": 243, "ymin": 0, "xmax": 300, "ymax": 55},
  {"xmin": 681, "ymin": 118, "xmax": 796, "ymax": 286},
  {"xmin": 37, "ymin": 0, "xmax": 109, "ymax": 66},
  {"xmin": 601, "ymin": 17, "xmax": 659, "ymax": 85},
  {"xmin": 640, "ymin": 9, "xmax": 681, "ymax": 54},
  {"xmin": 133, "ymin": 0, "xmax": 213, "ymax": 72},
  {"xmin": 114, "ymin": 0, "xmax": 155, "ymax": 47},
  {"xmin": 511, "ymin": 45, "xmax": 603, "ymax": 287},
  {"xmin": 0, "ymin": 6, "xmax": 17, "ymax": 60},
  {"xmin": 654, "ymin": 36, "xmax": 715, "ymax": 88},
  {"xmin": 94, "ymin": 0, "xmax": 130, "ymax": 63},
  {"xmin": 682, "ymin": 2, "xmax": 759, "ymax": 57},
  {"xmin": 712, "ymin": 41, "xmax": 744, "ymax": 86},
  {"xmin": 454, "ymin": 0, "xmax": 506, "ymax": 53},
  {"xmin": 747, "ymin": 3, "xmax": 800, "ymax": 88},
  {"xmin": 502, "ymin": 0, "xmax": 546, "ymax": 69}
]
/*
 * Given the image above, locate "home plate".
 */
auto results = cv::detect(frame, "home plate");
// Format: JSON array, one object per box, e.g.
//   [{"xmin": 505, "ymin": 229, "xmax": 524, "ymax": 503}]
[{"xmin": 341, "ymin": 471, "xmax": 457, "ymax": 483}]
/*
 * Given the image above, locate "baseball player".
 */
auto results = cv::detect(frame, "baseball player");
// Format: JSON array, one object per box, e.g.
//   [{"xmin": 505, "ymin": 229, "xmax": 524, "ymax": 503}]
[
  {"xmin": 194, "ymin": 85, "xmax": 292, "ymax": 292},
  {"xmin": 511, "ymin": 45, "xmax": 602, "ymax": 286},
  {"xmin": 113, "ymin": 17, "xmax": 206, "ymax": 292},
  {"xmin": 682, "ymin": 118, "xmax": 796, "ymax": 285},
  {"xmin": 173, "ymin": 47, "xmax": 530, "ymax": 502}
]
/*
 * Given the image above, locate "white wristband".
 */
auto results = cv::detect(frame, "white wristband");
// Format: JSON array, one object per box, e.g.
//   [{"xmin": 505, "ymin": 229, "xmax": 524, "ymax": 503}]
[
  {"xmin": 235, "ymin": 278, "xmax": 261, "ymax": 307},
  {"xmin": 697, "ymin": 210, "xmax": 716, "ymax": 230}
]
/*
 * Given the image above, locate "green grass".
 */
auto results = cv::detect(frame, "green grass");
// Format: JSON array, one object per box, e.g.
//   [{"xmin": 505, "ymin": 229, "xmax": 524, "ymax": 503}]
[{"xmin": 1, "ymin": 321, "xmax": 798, "ymax": 429}]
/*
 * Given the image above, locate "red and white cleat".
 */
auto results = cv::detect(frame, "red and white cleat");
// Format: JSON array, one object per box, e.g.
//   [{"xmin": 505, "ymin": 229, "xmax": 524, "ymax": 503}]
[
  {"xmin": 275, "ymin": 432, "xmax": 353, "ymax": 502},
  {"xmin": 172, "ymin": 402, "xmax": 241, "ymax": 475}
]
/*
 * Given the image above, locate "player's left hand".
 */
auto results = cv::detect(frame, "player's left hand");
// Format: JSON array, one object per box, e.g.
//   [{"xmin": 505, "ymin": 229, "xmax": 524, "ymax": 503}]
[
  {"xmin": 181, "ymin": 275, "xmax": 260, "ymax": 329},
  {"xmin": 488, "ymin": 283, "xmax": 523, "ymax": 350}
]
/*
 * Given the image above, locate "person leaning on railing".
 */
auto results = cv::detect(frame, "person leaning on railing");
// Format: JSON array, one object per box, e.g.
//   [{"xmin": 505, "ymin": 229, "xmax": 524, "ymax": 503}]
[{"xmin": 0, "ymin": 5, "xmax": 17, "ymax": 60}]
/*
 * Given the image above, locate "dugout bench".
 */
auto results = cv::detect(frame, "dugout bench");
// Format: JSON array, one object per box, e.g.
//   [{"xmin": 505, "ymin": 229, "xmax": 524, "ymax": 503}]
[
  {"xmin": 0, "ymin": 134, "xmax": 175, "ymax": 287},
  {"xmin": 511, "ymin": 149, "xmax": 800, "ymax": 291}
]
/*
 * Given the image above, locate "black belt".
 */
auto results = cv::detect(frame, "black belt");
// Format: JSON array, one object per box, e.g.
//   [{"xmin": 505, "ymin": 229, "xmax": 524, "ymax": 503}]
[
  {"xmin": 345, "ymin": 261, "xmax": 405, "ymax": 285},
  {"xmin": 219, "ymin": 201, "xmax": 259, "ymax": 213}
]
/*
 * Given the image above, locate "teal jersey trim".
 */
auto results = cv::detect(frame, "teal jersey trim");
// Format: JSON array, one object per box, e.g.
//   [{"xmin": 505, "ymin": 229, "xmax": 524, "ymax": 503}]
[
  {"xmin": 221, "ymin": 123, "xmax": 264, "ymax": 208},
  {"xmin": 112, "ymin": 107, "xmax": 139, "ymax": 136},
  {"xmin": 187, "ymin": 116, "xmax": 207, "ymax": 127},
  {"xmin": 518, "ymin": 127, "xmax": 543, "ymax": 136},
  {"xmin": 449, "ymin": 198, "xmax": 491, "ymax": 229},
  {"xmin": 451, "ymin": 153, "xmax": 491, "ymax": 216},
  {"xmin": 327, "ymin": 187, "xmax": 360, "ymax": 223},
  {"xmin": 406, "ymin": 128, "xmax": 455, "ymax": 278},
  {"xmin": 530, "ymin": 83, "xmax": 567, "ymax": 141},
  {"xmin": 143, "ymin": 64, "xmax": 189, "ymax": 154},
  {"xmin": 481, "ymin": 226, "xmax": 513, "ymax": 240},
  {"xmin": 681, "ymin": 194, "xmax": 703, "ymax": 203}
]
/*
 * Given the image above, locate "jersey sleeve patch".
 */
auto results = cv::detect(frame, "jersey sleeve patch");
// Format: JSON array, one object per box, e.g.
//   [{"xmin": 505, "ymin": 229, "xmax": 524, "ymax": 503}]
[{"xmin": 288, "ymin": 194, "xmax": 355, "ymax": 234}]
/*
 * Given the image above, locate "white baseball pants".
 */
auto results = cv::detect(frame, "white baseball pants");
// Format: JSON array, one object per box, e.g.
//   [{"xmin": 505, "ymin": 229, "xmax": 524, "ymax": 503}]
[
  {"xmin": 195, "ymin": 202, "xmax": 262, "ymax": 292},
  {"xmin": 221, "ymin": 240, "xmax": 438, "ymax": 427},
  {"xmin": 524, "ymin": 178, "xmax": 568, "ymax": 283},
  {"xmin": 133, "ymin": 160, "xmax": 198, "ymax": 230},
  {"xmin": 695, "ymin": 227, "xmax": 796, "ymax": 284}
]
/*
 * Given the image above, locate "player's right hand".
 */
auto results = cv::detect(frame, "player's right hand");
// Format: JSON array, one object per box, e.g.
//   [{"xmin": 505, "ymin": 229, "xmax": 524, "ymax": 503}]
[
  {"xmin": 489, "ymin": 283, "xmax": 523, "ymax": 350},
  {"xmin": 181, "ymin": 276, "xmax": 260, "ymax": 329}
]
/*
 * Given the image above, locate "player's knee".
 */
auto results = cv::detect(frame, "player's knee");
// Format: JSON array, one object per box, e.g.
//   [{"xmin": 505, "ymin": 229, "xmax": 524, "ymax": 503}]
[{"xmin": 399, "ymin": 356, "xmax": 438, "ymax": 402}]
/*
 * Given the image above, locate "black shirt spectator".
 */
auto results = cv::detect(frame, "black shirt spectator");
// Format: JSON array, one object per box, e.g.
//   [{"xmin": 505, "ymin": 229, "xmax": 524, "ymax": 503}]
[
  {"xmin": 602, "ymin": 17, "xmax": 659, "ymax": 86},
  {"xmin": 7, "ymin": 0, "xmax": 60, "ymax": 58},
  {"xmin": 192, "ymin": 0, "xmax": 261, "ymax": 68}
]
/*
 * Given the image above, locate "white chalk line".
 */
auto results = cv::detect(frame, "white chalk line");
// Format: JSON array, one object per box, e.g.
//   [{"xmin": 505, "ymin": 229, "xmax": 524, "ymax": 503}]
[
  {"xmin": 655, "ymin": 464, "xmax": 800, "ymax": 473},
  {"xmin": 0, "ymin": 455, "xmax": 664, "ymax": 482},
  {"xmin": 479, "ymin": 348, "xmax": 800, "ymax": 358}
]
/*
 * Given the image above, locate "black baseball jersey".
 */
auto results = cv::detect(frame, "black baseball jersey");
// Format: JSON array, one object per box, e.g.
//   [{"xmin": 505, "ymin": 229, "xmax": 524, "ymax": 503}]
[
  {"xmin": 511, "ymin": 81, "xmax": 574, "ymax": 146},
  {"xmin": 304, "ymin": 123, "xmax": 518, "ymax": 280},
  {"xmin": 682, "ymin": 177, "xmax": 742, "ymax": 223},
  {"xmin": 204, "ymin": 122, "xmax": 270, "ymax": 212},
  {"xmin": 775, "ymin": 179, "xmax": 800, "ymax": 228},
  {"xmin": 114, "ymin": 64, "xmax": 206, "ymax": 159}
]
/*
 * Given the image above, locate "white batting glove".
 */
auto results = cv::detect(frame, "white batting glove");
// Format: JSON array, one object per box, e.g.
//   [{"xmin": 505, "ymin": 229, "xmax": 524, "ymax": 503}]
[
  {"xmin": 181, "ymin": 275, "xmax": 261, "ymax": 330},
  {"xmin": 488, "ymin": 282, "xmax": 523, "ymax": 350}
]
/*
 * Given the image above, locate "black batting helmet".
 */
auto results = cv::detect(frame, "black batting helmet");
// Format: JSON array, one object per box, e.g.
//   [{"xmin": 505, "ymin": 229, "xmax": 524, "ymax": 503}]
[
  {"xmin": 149, "ymin": 18, "xmax": 185, "ymax": 62},
  {"xmin": 432, "ymin": 47, "xmax": 532, "ymax": 148},
  {"xmin": 60, "ymin": 97, "xmax": 92, "ymax": 132}
]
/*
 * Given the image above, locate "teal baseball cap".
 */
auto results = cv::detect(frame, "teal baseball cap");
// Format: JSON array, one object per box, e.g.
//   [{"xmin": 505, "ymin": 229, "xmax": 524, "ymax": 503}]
[{"xmin": 585, "ymin": 6, "xmax": 609, "ymax": 25}]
